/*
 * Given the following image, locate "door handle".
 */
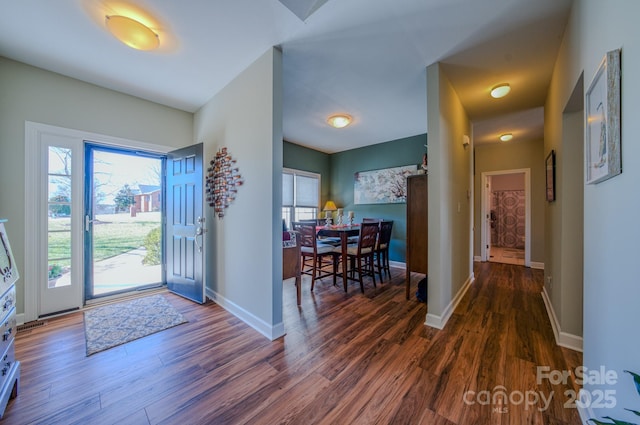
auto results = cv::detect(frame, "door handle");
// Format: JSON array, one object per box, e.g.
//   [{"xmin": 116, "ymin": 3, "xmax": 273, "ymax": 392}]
[
  {"xmin": 194, "ymin": 217, "xmax": 207, "ymax": 253},
  {"xmin": 85, "ymin": 215, "xmax": 94, "ymax": 232}
]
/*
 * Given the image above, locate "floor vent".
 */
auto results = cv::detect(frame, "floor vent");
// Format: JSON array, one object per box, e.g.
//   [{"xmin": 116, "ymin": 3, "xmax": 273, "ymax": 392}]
[{"xmin": 17, "ymin": 321, "xmax": 47, "ymax": 333}]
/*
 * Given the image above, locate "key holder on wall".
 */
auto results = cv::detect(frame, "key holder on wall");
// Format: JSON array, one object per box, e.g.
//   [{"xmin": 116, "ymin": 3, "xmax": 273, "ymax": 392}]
[{"xmin": 206, "ymin": 147, "xmax": 243, "ymax": 218}]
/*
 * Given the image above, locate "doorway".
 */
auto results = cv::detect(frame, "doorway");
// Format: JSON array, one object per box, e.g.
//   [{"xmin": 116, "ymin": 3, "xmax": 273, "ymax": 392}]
[
  {"xmin": 481, "ymin": 168, "xmax": 531, "ymax": 267},
  {"xmin": 84, "ymin": 144, "xmax": 164, "ymax": 301}
]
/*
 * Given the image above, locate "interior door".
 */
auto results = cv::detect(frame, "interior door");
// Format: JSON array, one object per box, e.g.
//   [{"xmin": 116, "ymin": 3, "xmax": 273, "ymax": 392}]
[{"xmin": 165, "ymin": 144, "xmax": 205, "ymax": 303}]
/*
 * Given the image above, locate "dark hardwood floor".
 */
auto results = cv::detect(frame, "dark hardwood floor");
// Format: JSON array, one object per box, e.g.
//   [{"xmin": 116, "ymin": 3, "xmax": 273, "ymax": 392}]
[{"xmin": 5, "ymin": 262, "xmax": 582, "ymax": 424}]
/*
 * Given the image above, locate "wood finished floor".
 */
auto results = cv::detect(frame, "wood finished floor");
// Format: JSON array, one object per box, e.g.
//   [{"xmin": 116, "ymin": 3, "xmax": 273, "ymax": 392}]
[{"xmin": 6, "ymin": 262, "xmax": 582, "ymax": 424}]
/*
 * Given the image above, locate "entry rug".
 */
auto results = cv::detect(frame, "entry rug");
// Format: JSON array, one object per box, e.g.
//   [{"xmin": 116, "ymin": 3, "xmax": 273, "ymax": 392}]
[{"xmin": 84, "ymin": 294, "xmax": 188, "ymax": 356}]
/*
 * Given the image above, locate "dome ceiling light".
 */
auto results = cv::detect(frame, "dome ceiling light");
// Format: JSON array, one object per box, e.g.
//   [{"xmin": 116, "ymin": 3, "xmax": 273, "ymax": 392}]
[
  {"xmin": 105, "ymin": 15, "xmax": 159, "ymax": 51},
  {"xmin": 500, "ymin": 133, "xmax": 513, "ymax": 142},
  {"xmin": 327, "ymin": 114, "xmax": 352, "ymax": 129},
  {"xmin": 490, "ymin": 83, "xmax": 511, "ymax": 99}
]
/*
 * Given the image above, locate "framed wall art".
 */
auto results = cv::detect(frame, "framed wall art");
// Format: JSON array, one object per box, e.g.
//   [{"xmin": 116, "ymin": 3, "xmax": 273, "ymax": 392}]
[
  {"xmin": 546, "ymin": 150, "xmax": 556, "ymax": 202},
  {"xmin": 585, "ymin": 48, "xmax": 621, "ymax": 184},
  {"xmin": 354, "ymin": 165, "xmax": 416, "ymax": 204}
]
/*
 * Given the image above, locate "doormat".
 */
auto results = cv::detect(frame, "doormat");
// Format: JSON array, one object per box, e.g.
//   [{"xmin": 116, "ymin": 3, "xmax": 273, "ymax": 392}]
[{"xmin": 84, "ymin": 294, "xmax": 187, "ymax": 356}]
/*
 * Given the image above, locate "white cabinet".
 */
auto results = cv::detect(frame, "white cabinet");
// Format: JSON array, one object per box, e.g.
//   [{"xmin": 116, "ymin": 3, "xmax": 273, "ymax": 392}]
[{"xmin": 0, "ymin": 220, "xmax": 20, "ymax": 418}]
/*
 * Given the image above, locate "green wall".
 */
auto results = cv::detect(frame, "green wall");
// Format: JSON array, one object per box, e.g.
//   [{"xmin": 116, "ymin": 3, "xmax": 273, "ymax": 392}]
[
  {"xmin": 284, "ymin": 134, "xmax": 426, "ymax": 263},
  {"xmin": 283, "ymin": 141, "xmax": 332, "ymax": 204},
  {"xmin": 331, "ymin": 135, "xmax": 426, "ymax": 263}
]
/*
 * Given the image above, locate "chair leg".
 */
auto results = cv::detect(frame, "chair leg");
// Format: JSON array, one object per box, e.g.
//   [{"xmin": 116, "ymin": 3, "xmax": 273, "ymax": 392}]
[
  {"xmin": 356, "ymin": 257, "xmax": 364, "ymax": 293},
  {"xmin": 375, "ymin": 251, "xmax": 383, "ymax": 282},
  {"xmin": 370, "ymin": 253, "xmax": 376, "ymax": 288},
  {"xmin": 311, "ymin": 254, "xmax": 318, "ymax": 291}
]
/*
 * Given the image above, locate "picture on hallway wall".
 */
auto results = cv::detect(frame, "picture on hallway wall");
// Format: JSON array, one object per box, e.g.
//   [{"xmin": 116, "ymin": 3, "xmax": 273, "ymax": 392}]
[
  {"xmin": 354, "ymin": 165, "xmax": 416, "ymax": 204},
  {"xmin": 585, "ymin": 48, "xmax": 621, "ymax": 185},
  {"xmin": 546, "ymin": 150, "xmax": 556, "ymax": 202}
]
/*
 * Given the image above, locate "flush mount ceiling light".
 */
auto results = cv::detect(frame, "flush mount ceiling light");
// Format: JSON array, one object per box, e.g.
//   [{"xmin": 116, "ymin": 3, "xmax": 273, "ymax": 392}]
[
  {"xmin": 327, "ymin": 114, "xmax": 352, "ymax": 129},
  {"xmin": 105, "ymin": 15, "xmax": 159, "ymax": 50},
  {"xmin": 490, "ymin": 83, "xmax": 511, "ymax": 99},
  {"xmin": 500, "ymin": 133, "xmax": 513, "ymax": 142}
]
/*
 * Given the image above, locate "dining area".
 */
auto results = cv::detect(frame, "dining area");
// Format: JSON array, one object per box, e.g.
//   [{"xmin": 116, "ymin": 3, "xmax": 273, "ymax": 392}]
[{"xmin": 284, "ymin": 216, "xmax": 394, "ymax": 302}]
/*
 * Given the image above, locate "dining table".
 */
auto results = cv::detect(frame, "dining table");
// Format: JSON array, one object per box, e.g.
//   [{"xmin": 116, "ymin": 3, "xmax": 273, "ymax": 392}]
[{"xmin": 316, "ymin": 224, "xmax": 360, "ymax": 292}]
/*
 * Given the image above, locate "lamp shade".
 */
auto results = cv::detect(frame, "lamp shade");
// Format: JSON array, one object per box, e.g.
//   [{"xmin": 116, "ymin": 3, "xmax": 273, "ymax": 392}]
[
  {"xmin": 323, "ymin": 201, "xmax": 337, "ymax": 211},
  {"xmin": 106, "ymin": 15, "xmax": 159, "ymax": 50}
]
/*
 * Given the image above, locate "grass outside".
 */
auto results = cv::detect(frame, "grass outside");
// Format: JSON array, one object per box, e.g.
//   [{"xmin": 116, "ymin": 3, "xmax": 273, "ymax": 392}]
[{"xmin": 48, "ymin": 212, "xmax": 161, "ymax": 268}]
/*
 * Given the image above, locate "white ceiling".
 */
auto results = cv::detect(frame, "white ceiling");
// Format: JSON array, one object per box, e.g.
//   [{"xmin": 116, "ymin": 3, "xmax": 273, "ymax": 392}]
[{"xmin": 0, "ymin": 0, "xmax": 572, "ymax": 153}]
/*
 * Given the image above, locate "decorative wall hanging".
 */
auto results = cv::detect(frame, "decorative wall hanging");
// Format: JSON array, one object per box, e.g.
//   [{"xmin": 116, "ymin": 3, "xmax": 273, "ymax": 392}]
[
  {"xmin": 585, "ymin": 48, "xmax": 621, "ymax": 184},
  {"xmin": 354, "ymin": 165, "xmax": 417, "ymax": 204},
  {"xmin": 206, "ymin": 147, "xmax": 243, "ymax": 218}
]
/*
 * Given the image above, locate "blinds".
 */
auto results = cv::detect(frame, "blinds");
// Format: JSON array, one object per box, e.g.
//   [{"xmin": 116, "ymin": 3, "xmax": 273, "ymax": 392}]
[
  {"xmin": 282, "ymin": 170, "xmax": 319, "ymax": 208},
  {"xmin": 283, "ymin": 172, "xmax": 294, "ymax": 206}
]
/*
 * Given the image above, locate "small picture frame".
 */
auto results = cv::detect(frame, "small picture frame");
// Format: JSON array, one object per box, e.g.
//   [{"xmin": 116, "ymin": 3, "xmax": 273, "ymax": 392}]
[
  {"xmin": 546, "ymin": 150, "xmax": 556, "ymax": 202},
  {"xmin": 585, "ymin": 48, "xmax": 622, "ymax": 184}
]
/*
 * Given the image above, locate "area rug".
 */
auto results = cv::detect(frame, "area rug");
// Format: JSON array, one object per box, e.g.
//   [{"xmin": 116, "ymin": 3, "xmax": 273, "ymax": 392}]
[{"xmin": 84, "ymin": 294, "xmax": 188, "ymax": 356}]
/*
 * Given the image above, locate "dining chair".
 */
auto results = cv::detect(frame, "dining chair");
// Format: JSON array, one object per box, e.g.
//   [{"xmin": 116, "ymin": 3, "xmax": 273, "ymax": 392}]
[
  {"xmin": 337, "ymin": 221, "xmax": 379, "ymax": 293},
  {"xmin": 292, "ymin": 222, "xmax": 338, "ymax": 291},
  {"xmin": 374, "ymin": 220, "xmax": 394, "ymax": 281}
]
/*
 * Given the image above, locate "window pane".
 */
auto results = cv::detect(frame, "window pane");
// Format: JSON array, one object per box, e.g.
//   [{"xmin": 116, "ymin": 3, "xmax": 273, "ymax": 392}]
[
  {"xmin": 48, "ymin": 147, "xmax": 72, "ymax": 176},
  {"xmin": 48, "ymin": 230, "xmax": 71, "ymax": 261},
  {"xmin": 48, "ymin": 145, "xmax": 72, "ymax": 288},
  {"xmin": 296, "ymin": 175, "xmax": 318, "ymax": 207},
  {"xmin": 282, "ymin": 173, "xmax": 294, "ymax": 206}
]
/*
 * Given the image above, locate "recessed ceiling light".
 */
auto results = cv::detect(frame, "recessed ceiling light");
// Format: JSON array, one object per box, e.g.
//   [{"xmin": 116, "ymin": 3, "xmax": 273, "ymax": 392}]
[
  {"xmin": 490, "ymin": 83, "xmax": 511, "ymax": 99},
  {"xmin": 500, "ymin": 133, "xmax": 513, "ymax": 142},
  {"xmin": 327, "ymin": 114, "xmax": 352, "ymax": 129},
  {"xmin": 106, "ymin": 15, "xmax": 159, "ymax": 51}
]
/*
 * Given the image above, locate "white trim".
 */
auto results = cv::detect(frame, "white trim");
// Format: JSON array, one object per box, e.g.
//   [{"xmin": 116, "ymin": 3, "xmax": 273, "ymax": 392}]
[
  {"xmin": 206, "ymin": 287, "xmax": 286, "ymax": 341},
  {"xmin": 577, "ymin": 404, "xmax": 594, "ymax": 425},
  {"xmin": 473, "ymin": 255, "xmax": 482, "ymax": 262},
  {"xmin": 425, "ymin": 273, "xmax": 474, "ymax": 329},
  {"xmin": 389, "ymin": 260, "xmax": 405, "ymax": 269},
  {"xmin": 530, "ymin": 261, "xmax": 545, "ymax": 270},
  {"xmin": 24, "ymin": 121, "xmax": 173, "ymax": 322},
  {"xmin": 15, "ymin": 313, "xmax": 24, "ymax": 326},
  {"xmin": 541, "ymin": 286, "xmax": 583, "ymax": 352},
  {"xmin": 480, "ymin": 169, "xmax": 532, "ymax": 267}
]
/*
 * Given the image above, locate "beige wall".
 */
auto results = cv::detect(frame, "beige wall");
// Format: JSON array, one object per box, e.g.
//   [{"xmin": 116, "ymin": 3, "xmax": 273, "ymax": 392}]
[
  {"xmin": 546, "ymin": 0, "xmax": 640, "ymax": 420},
  {"xmin": 0, "ymin": 57, "xmax": 193, "ymax": 316},
  {"xmin": 194, "ymin": 48, "xmax": 284, "ymax": 339},
  {"xmin": 426, "ymin": 62, "xmax": 473, "ymax": 328},
  {"xmin": 473, "ymin": 139, "xmax": 545, "ymax": 263}
]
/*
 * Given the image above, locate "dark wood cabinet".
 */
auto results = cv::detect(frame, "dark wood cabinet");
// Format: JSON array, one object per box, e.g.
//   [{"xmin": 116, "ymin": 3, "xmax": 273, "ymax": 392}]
[{"xmin": 405, "ymin": 174, "xmax": 428, "ymax": 299}]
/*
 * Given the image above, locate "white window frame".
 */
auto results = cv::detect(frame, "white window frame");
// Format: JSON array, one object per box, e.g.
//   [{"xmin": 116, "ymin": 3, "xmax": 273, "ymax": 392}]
[{"xmin": 282, "ymin": 168, "xmax": 321, "ymax": 228}]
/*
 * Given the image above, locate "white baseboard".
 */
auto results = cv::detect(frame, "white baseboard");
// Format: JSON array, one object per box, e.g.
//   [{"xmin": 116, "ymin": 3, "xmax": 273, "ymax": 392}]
[
  {"xmin": 425, "ymin": 273, "xmax": 474, "ymax": 329},
  {"xmin": 16, "ymin": 313, "xmax": 24, "ymax": 326},
  {"xmin": 577, "ymin": 404, "xmax": 594, "ymax": 425},
  {"xmin": 541, "ymin": 286, "xmax": 583, "ymax": 352},
  {"xmin": 389, "ymin": 260, "xmax": 405, "ymax": 269},
  {"xmin": 473, "ymin": 256, "xmax": 482, "ymax": 262},
  {"xmin": 205, "ymin": 288, "xmax": 285, "ymax": 341},
  {"xmin": 530, "ymin": 261, "xmax": 545, "ymax": 269}
]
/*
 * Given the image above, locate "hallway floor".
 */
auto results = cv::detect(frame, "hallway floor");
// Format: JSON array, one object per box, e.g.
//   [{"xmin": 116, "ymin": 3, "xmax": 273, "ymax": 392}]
[{"xmin": 489, "ymin": 246, "xmax": 525, "ymax": 266}]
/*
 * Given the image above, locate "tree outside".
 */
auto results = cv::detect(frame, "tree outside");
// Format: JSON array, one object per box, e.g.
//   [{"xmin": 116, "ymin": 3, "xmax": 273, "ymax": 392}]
[{"xmin": 114, "ymin": 184, "xmax": 136, "ymax": 213}]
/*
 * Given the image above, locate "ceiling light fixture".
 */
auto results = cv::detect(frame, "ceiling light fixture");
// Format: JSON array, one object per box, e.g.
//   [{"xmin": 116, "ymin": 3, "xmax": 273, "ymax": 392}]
[
  {"xmin": 105, "ymin": 15, "xmax": 159, "ymax": 51},
  {"xmin": 490, "ymin": 83, "xmax": 511, "ymax": 99},
  {"xmin": 500, "ymin": 133, "xmax": 513, "ymax": 142},
  {"xmin": 327, "ymin": 114, "xmax": 352, "ymax": 129}
]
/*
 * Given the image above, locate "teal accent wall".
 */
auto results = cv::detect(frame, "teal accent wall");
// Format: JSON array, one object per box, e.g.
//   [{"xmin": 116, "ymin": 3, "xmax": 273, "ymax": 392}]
[
  {"xmin": 283, "ymin": 141, "xmax": 331, "ymax": 203},
  {"xmin": 283, "ymin": 134, "xmax": 426, "ymax": 263},
  {"xmin": 330, "ymin": 134, "xmax": 426, "ymax": 263}
]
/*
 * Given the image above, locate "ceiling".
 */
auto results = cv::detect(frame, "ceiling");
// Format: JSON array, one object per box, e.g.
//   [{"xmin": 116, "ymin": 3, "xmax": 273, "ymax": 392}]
[{"xmin": 0, "ymin": 0, "xmax": 572, "ymax": 153}]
